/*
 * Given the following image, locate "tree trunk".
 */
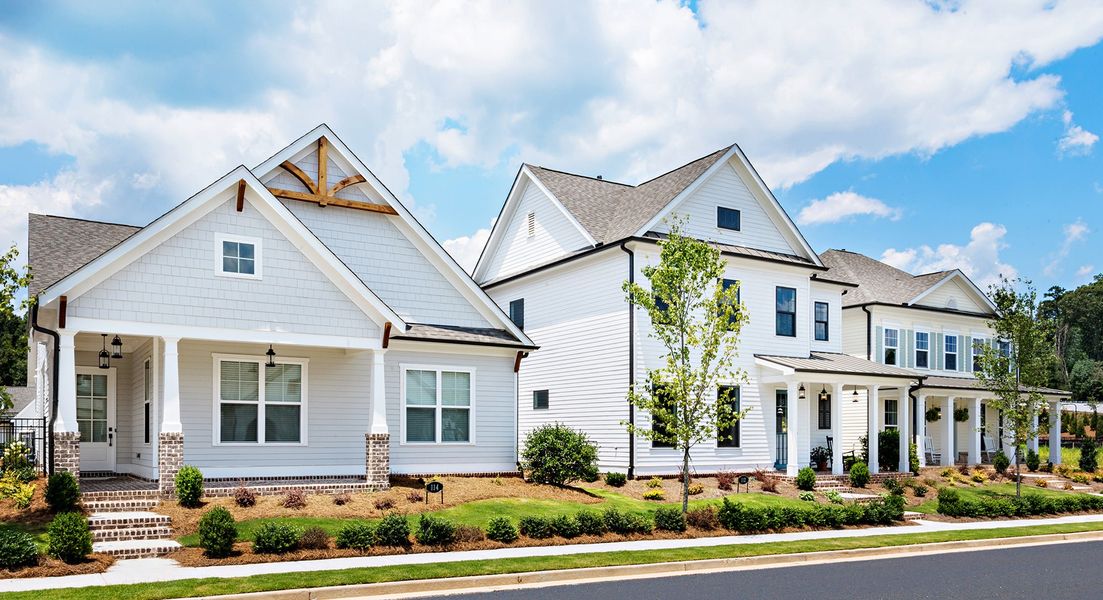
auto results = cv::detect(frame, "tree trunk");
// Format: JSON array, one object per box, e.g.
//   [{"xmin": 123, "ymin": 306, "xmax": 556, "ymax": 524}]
[
  {"xmin": 682, "ymin": 447, "xmax": 690, "ymax": 513},
  {"xmin": 1015, "ymin": 445, "xmax": 1022, "ymax": 499}
]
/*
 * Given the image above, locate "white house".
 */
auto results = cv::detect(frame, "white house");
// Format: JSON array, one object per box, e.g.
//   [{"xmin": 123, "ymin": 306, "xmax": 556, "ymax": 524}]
[
  {"xmin": 27, "ymin": 125, "xmax": 535, "ymax": 493},
  {"xmin": 475, "ymin": 146, "xmax": 926, "ymax": 478}
]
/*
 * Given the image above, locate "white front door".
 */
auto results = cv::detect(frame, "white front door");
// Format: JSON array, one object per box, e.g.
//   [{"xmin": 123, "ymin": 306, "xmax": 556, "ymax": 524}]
[{"xmin": 77, "ymin": 367, "xmax": 116, "ymax": 473}]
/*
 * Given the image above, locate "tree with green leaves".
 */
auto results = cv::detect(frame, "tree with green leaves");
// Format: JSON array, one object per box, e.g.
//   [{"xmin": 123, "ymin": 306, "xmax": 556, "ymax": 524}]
[
  {"xmin": 0, "ymin": 245, "xmax": 32, "ymax": 412},
  {"xmin": 974, "ymin": 277, "xmax": 1056, "ymax": 498},
  {"xmin": 623, "ymin": 220, "xmax": 748, "ymax": 512}
]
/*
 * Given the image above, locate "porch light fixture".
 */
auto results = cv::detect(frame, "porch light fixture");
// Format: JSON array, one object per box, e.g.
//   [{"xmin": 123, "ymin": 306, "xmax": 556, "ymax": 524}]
[
  {"xmin": 265, "ymin": 345, "xmax": 277, "ymax": 368},
  {"xmin": 110, "ymin": 335, "xmax": 124, "ymax": 359},
  {"xmin": 852, "ymin": 389, "xmax": 860, "ymax": 402},
  {"xmin": 798, "ymin": 384, "xmax": 806, "ymax": 400},
  {"xmin": 98, "ymin": 334, "xmax": 110, "ymax": 369},
  {"xmin": 818, "ymin": 386, "xmax": 828, "ymax": 403}
]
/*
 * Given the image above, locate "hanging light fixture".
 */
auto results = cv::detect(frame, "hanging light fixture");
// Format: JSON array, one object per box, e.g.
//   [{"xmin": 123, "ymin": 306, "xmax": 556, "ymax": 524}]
[
  {"xmin": 818, "ymin": 386, "xmax": 829, "ymax": 403},
  {"xmin": 110, "ymin": 335, "xmax": 124, "ymax": 359},
  {"xmin": 265, "ymin": 345, "xmax": 277, "ymax": 368},
  {"xmin": 852, "ymin": 388, "xmax": 860, "ymax": 403},
  {"xmin": 798, "ymin": 384, "xmax": 806, "ymax": 400},
  {"xmin": 98, "ymin": 334, "xmax": 110, "ymax": 369}
]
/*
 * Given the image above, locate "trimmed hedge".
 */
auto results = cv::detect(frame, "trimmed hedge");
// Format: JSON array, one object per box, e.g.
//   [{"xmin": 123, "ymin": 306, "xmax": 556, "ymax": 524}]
[
  {"xmin": 795, "ymin": 467, "xmax": 816, "ymax": 492},
  {"xmin": 415, "ymin": 514, "xmax": 457, "ymax": 546},
  {"xmin": 335, "ymin": 522, "xmax": 375, "ymax": 550},
  {"xmin": 47, "ymin": 512, "xmax": 92, "ymax": 564},
  {"xmin": 375, "ymin": 514, "xmax": 411, "ymax": 547},
  {"xmin": 574, "ymin": 510, "xmax": 606, "ymax": 536},
  {"xmin": 485, "ymin": 517, "xmax": 518, "ymax": 543},
  {"xmin": 45, "ymin": 472, "xmax": 80, "ymax": 513},
  {"xmin": 518, "ymin": 515, "xmax": 554, "ymax": 539},
  {"xmin": 252, "ymin": 522, "xmax": 300, "ymax": 554},
  {"xmin": 605, "ymin": 472, "xmax": 627, "ymax": 487},
  {"xmin": 936, "ymin": 487, "xmax": 1103, "ymax": 518},
  {"xmin": 198, "ymin": 507, "xmax": 237, "ymax": 558},
  {"xmin": 653, "ymin": 506, "xmax": 687, "ymax": 532},
  {"xmin": 716, "ymin": 495, "xmax": 904, "ymax": 532}
]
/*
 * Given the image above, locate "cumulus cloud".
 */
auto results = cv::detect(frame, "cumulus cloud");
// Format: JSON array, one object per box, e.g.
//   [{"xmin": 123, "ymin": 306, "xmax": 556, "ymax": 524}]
[
  {"xmin": 797, "ymin": 191, "xmax": 902, "ymax": 225},
  {"xmin": 1058, "ymin": 110, "xmax": 1099, "ymax": 156},
  {"xmin": 1077, "ymin": 265, "xmax": 1096, "ymax": 279},
  {"xmin": 1043, "ymin": 218, "xmax": 1090, "ymax": 276},
  {"xmin": 881, "ymin": 222, "xmax": 1018, "ymax": 292},
  {"xmin": 442, "ymin": 220, "xmax": 494, "ymax": 273}
]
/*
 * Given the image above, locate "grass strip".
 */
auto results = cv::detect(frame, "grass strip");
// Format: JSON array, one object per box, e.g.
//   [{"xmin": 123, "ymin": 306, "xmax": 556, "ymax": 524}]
[{"xmin": 8, "ymin": 520, "xmax": 1103, "ymax": 600}]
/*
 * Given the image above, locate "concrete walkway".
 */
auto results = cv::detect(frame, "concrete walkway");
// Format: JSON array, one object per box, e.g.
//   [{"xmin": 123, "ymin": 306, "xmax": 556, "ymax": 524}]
[{"xmin": 4, "ymin": 513, "xmax": 1103, "ymax": 593}]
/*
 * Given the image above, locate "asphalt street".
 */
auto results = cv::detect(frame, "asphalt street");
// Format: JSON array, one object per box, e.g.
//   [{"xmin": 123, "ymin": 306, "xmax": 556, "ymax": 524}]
[{"xmin": 442, "ymin": 540, "xmax": 1102, "ymax": 600}]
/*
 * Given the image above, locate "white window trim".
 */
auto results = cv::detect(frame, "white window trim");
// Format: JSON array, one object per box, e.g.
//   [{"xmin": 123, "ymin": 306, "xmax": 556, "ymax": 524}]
[
  {"xmin": 214, "ymin": 233, "xmax": 263, "ymax": 280},
  {"xmin": 142, "ymin": 358, "xmax": 151, "ymax": 446},
  {"xmin": 812, "ymin": 299, "xmax": 830, "ymax": 342},
  {"xmin": 884, "ymin": 398, "xmax": 899, "ymax": 428},
  {"xmin": 971, "ymin": 335, "xmax": 987, "ymax": 371},
  {"xmin": 211, "ymin": 353, "xmax": 309, "ymax": 446},
  {"xmin": 400, "ymin": 363, "xmax": 477, "ymax": 446},
  {"xmin": 883, "ymin": 327, "xmax": 899, "ymax": 365},
  {"xmin": 914, "ymin": 330, "xmax": 930, "ymax": 370},
  {"xmin": 714, "ymin": 383, "xmax": 741, "ymax": 450},
  {"xmin": 943, "ymin": 331, "xmax": 959, "ymax": 371}
]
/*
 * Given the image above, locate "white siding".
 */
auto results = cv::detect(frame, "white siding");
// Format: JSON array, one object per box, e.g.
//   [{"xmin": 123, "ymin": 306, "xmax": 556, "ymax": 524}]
[
  {"xmin": 479, "ymin": 179, "xmax": 593, "ymax": 282},
  {"xmin": 68, "ymin": 198, "xmax": 379, "ymax": 339},
  {"xmin": 841, "ymin": 307, "xmax": 869, "ymax": 359},
  {"xmin": 651, "ymin": 161, "xmax": 799, "ymax": 256},
  {"xmin": 869, "ymin": 305, "xmax": 995, "ymax": 379},
  {"xmin": 915, "ymin": 278, "xmax": 988, "ymax": 314},
  {"xmin": 810, "ymin": 282, "xmax": 843, "ymax": 354}
]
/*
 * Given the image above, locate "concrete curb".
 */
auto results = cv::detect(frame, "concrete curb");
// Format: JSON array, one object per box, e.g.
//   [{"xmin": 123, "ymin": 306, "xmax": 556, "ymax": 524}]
[{"xmin": 194, "ymin": 529, "xmax": 1103, "ymax": 600}]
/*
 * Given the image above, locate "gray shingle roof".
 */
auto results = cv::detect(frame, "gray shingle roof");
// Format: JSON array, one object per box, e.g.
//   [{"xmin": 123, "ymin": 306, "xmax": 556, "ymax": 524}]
[
  {"xmin": 526, "ymin": 145, "xmax": 733, "ymax": 243},
  {"xmin": 642, "ymin": 231, "xmax": 816, "ymax": 268},
  {"xmin": 2, "ymin": 386, "xmax": 35, "ymax": 416},
  {"xmin": 755, "ymin": 351, "xmax": 923, "ymax": 379},
  {"xmin": 818, "ymin": 249, "xmax": 954, "ymax": 308},
  {"xmin": 393, "ymin": 323, "xmax": 536, "ymax": 349},
  {"xmin": 28, "ymin": 214, "xmax": 141, "ymax": 297},
  {"xmin": 918, "ymin": 375, "xmax": 1070, "ymax": 397}
]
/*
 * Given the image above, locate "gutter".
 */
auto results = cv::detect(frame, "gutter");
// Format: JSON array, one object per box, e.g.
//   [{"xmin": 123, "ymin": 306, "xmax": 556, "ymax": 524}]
[
  {"xmin": 620, "ymin": 241, "xmax": 635, "ymax": 479},
  {"xmin": 29, "ymin": 302, "xmax": 58, "ymax": 475},
  {"xmin": 861, "ymin": 305, "xmax": 873, "ymax": 361}
]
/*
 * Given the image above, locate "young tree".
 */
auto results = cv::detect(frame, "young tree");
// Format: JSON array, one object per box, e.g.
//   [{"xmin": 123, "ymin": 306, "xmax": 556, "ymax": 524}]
[
  {"xmin": 0, "ymin": 245, "xmax": 32, "ymax": 412},
  {"xmin": 975, "ymin": 277, "xmax": 1056, "ymax": 498},
  {"xmin": 623, "ymin": 220, "xmax": 748, "ymax": 512}
]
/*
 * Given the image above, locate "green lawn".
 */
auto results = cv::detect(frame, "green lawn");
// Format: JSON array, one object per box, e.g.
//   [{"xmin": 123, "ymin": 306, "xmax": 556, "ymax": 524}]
[
  {"xmin": 1038, "ymin": 445, "xmax": 1081, "ymax": 466},
  {"xmin": 177, "ymin": 490, "xmax": 805, "ymax": 546},
  {"xmin": 912, "ymin": 482, "xmax": 1076, "ymax": 514},
  {"xmin": 13, "ymin": 521, "xmax": 1103, "ymax": 600}
]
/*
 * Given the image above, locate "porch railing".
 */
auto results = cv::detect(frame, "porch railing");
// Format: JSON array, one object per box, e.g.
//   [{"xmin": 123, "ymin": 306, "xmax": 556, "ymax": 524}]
[{"xmin": 0, "ymin": 415, "xmax": 49, "ymax": 476}]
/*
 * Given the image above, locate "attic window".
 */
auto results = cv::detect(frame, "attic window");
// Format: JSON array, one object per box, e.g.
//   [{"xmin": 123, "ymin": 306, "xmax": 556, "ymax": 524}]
[
  {"xmin": 717, "ymin": 207, "xmax": 741, "ymax": 231},
  {"xmin": 527, "ymin": 212, "xmax": 535, "ymax": 237},
  {"xmin": 216, "ymin": 234, "xmax": 262, "ymax": 279}
]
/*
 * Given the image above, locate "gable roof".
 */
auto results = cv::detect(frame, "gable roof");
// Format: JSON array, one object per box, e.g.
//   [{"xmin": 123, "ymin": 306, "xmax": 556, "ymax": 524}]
[
  {"xmin": 28, "ymin": 215, "xmax": 140, "ymax": 297},
  {"xmin": 819, "ymin": 249, "xmax": 995, "ymax": 313}
]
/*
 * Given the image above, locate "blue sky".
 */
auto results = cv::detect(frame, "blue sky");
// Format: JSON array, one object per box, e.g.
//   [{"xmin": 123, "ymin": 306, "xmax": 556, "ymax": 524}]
[{"xmin": 0, "ymin": 1, "xmax": 1100, "ymax": 293}]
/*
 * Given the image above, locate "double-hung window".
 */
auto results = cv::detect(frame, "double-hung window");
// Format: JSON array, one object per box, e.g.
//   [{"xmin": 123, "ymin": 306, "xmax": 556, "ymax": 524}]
[
  {"xmin": 216, "ymin": 234, "xmax": 261, "ymax": 279},
  {"xmin": 884, "ymin": 399, "xmax": 898, "ymax": 427},
  {"xmin": 404, "ymin": 367, "xmax": 474, "ymax": 444},
  {"xmin": 915, "ymin": 331, "xmax": 929, "ymax": 369},
  {"xmin": 775, "ymin": 287, "xmax": 796, "ymax": 337},
  {"xmin": 814, "ymin": 302, "xmax": 829, "ymax": 341},
  {"xmin": 216, "ymin": 356, "xmax": 305, "ymax": 445},
  {"xmin": 883, "ymin": 328, "xmax": 899, "ymax": 365},
  {"xmin": 944, "ymin": 334, "xmax": 958, "ymax": 371},
  {"xmin": 972, "ymin": 338, "xmax": 986, "ymax": 371},
  {"xmin": 716, "ymin": 386, "xmax": 740, "ymax": 448},
  {"xmin": 720, "ymin": 279, "xmax": 740, "ymax": 328},
  {"xmin": 998, "ymin": 340, "xmax": 1013, "ymax": 373}
]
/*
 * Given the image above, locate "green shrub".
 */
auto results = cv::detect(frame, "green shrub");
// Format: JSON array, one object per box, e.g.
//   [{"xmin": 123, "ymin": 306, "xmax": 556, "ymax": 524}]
[
  {"xmin": 335, "ymin": 522, "xmax": 375, "ymax": 550},
  {"xmin": 935, "ymin": 491, "xmax": 1103, "ymax": 518},
  {"xmin": 518, "ymin": 515, "xmax": 554, "ymax": 539},
  {"xmin": 686, "ymin": 506, "xmax": 720, "ymax": 530},
  {"xmin": 795, "ymin": 467, "xmax": 816, "ymax": 491},
  {"xmin": 252, "ymin": 522, "xmax": 301, "ymax": 554},
  {"xmin": 646, "ymin": 477, "xmax": 663, "ymax": 489},
  {"xmin": 642, "ymin": 489, "xmax": 665, "ymax": 501},
  {"xmin": 550, "ymin": 515, "xmax": 580, "ymax": 538},
  {"xmin": 45, "ymin": 472, "xmax": 80, "ymax": 513},
  {"xmin": 47, "ymin": 512, "xmax": 92, "ymax": 564},
  {"xmin": 415, "ymin": 514, "xmax": 456, "ymax": 546},
  {"xmin": 0, "ymin": 528, "xmax": 38, "ymax": 570},
  {"xmin": 799, "ymin": 491, "xmax": 815, "ymax": 502},
  {"xmin": 374, "ymin": 514, "xmax": 411, "ymax": 547},
  {"xmin": 1025, "ymin": 448, "xmax": 1040, "ymax": 472},
  {"xmin": 175, "ymin": 465, "xmax": 204, "ymax": 507},
  {"xmin": 653, "ymin": 506, "xmax": 686, "ymax": 532},
  {"xmin": 849, "ymin": 462, "xmax": 870, "ymax": 488},
  {"xmin": 883, "ymin": 478, "xmax": 904, "ymax": 496},
  {"xmin": 2, "ymin": 442, "xmax": 32, "ymax": 476},
  {"xmin": 485, "ymin": 517, "xmax": 518, "ymax": 543},
  {"xmin": 824, "ymin": 490, "xmax": 844, "ymax": 504},
  {"xmin": 581, "ymin": 465, "xmax": 600, "ymax": 483},
  {"xmin": 1080, "ymin": 437, "xmax": 1099, "ymax": 473},
  {"xmin": 197, "ymin": 506, "xmax": 237, "ymax": 558},
  {"xmin": 299, "ymin": 526, "xmax": 330, "ymax": 550},
  {"xmin": 604, "ymin": 472, "xmax": 627, "ymax": 487},
  {"xmin": 992, "ymin": 450, "xmax": 1010, "ymax": 475},
  {"xmin": 603, "ymin": 508, "xmax": 651, "ymax": 535},
  {"xmin": 574, "ymin": 510, "xmax": 606, "ymax": 536},
  {"xmin": 913, "ymin": 484, "xmax": 929, "ymax": 497},
  {"xmin": 909, "ymin": 442, "xmax": 920, "ymax": 475},
  {"xmin": 520, "ymin": 424, "xmax": 598, "ymax": 486},
  {"xmin": 716, "ymin": 496, "xmax": 902, "ymax": 533}
]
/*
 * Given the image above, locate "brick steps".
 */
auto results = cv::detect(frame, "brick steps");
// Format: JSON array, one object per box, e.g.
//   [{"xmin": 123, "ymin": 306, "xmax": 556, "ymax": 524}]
[
  {"xmin": 87, "ymin": 509, "xmax": 176, "ymax": 557},
  {"xmin": 83, "ymin": 498, "xmax": 161, "ymax": 513},
  {"xmin": 92, "ymin": 539, "xmax": 181, "ymax": 559}
]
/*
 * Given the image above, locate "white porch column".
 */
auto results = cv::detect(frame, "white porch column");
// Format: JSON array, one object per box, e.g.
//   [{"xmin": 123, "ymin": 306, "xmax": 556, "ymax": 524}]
[
  {"xmin": 160, "ymin": 337, "xmax": 181, "ymax": 433},
  {"xmin": 898, "ymin": 386, "xmax": 910, "ymax": 473},
  {"xmin": 370, "ymin": 349, "xmax": 388, "ymax": 434},
  {"xmin": 868, "ymin": 385, "xmax": 880, "ymax": 474},
  {"xmin": 55, "ymin": 330, "xmax": 77, "ymax": 433},
  {"xmin": 916, "ymin": 394, "xmax": 927, "ymax": 468},
  {"xmin": 1030, "ymin": 409, "xmax": 1040, "ymax": 454},
  {"xmin": 968, "ymin": 397, "xmax": 982, "ymax": 465},
  {"xmin": 1049, "ymin": 401, "xmax": 1062, "ymax": 465},
  {"xmin": 942, "ymin": 396, "xmax": 956, "ymax": 466},
  {"xmin": 786, "ymin": 381, "xmax": 799, "ymax": 477},
  {"xmin": 831, "ymin": 383, "xmax": 844, "ymax": 475}
]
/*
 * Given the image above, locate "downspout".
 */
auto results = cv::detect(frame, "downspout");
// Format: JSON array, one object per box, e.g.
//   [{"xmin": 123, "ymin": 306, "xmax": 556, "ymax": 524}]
[
  {"xmin": 30, "ymin": 302, "xmax": 59, "ymax": 475},
  {"xmin": 619, "ymin": 241, "xmax": 635, "ymax": 479},
  {"xmin": 861, "ymin": 305, "xmax": 873, "ymax": 360}
]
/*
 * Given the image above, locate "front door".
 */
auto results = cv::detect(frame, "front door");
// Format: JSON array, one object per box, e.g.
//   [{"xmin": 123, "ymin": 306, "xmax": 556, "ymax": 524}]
[
  {"xmin": 775, "ymin": 389, "xmax": 788, "ymax": 470},
  {"xmin": 76, "ymin": 367, "xmax": 116, "ymax": 473}
]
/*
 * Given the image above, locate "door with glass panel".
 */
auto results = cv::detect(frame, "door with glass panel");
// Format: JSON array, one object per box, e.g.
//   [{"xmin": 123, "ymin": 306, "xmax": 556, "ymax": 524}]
[{"xmin": 76, "ymin": 367, "xmax": 116, "ymax": 473}]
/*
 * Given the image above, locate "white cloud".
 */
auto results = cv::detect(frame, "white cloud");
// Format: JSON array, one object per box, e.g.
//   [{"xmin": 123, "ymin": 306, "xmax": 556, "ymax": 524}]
[
  {"xmin": 1043, "ymin": 218, "xmax": 1090, "ymax": 276},
  {"xmin": 0, "ymin": 171, "xmax": 112, "ymax": 259},
  {"xmin": 796, "ymin": 191, "xmax": 902, "ymax": 225},
  {"xmin": 881, "ymin": 222, "xmax": 1018, "ymax": 292},
  {"xmin": 442, "ymin": 220, "xmax": 494, "ymax": 274},
  {"xmin": 1077, "ymin": 264, "xmax": 1096, "ymax": 279},
  {"xmin": 1058, "ymin": 110, "xmax": 1099, "ymax": 156}
]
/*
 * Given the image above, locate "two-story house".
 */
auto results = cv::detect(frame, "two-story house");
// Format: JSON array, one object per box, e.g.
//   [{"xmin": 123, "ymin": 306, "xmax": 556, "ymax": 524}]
[{"xmin": 475, "ymin": 146, "xmax": 920, "ymax": 478}]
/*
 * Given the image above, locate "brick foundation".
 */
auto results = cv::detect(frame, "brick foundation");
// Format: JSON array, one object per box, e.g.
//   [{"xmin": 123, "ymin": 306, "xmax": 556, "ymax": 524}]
[
  {"xmin": 52, "ymin": 431, "xmax": 80, "ymax": 478},
  {"xmin": 158, "ymin": 431, "xmax": 184, "ymax": 496},
  {"xmin": 365, "ymin": 432, "xmax": 390, "ymax": 488}
]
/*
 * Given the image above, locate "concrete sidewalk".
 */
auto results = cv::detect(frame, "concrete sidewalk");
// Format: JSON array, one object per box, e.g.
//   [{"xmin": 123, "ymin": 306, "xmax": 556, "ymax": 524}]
[{"xmin": 4, "ymin": 513, "xmax": 1103, "ymax": 593}]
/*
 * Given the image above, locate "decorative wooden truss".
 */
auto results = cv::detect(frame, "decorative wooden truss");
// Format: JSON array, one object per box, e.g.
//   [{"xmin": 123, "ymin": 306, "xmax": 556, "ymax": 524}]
[{"xmin": 267, "ymin": 137, "xmax": 398, "ymax": 215}]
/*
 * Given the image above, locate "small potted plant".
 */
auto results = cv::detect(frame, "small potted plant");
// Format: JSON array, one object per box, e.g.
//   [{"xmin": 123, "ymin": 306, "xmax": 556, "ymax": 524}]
[
  {"xmin": 953, "ymin": 407, "xmax": 969, "ymax": 423},
  {"xmin": 810, "ymin": 446, "xmax": 831, "ymax": 471}
]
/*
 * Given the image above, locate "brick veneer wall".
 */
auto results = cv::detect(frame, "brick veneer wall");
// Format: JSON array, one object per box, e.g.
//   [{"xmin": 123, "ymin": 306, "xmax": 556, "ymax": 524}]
[
  {"xmin": 158, "ymin": 431, "xmax": 184, "ymax": 495},
  {"xmin": 52, "ymin": 431, "xmax": 80, "ymax": 478},
  {"xmin": 365, "ymin": 432, "xmax": 390, "ymax": 488}
]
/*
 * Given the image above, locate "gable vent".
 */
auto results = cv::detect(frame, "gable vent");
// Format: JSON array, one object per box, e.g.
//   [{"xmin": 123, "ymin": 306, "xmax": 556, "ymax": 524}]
[{"xmin": 527, "ymin": 211, "xmax": 536, "ymax": 237}]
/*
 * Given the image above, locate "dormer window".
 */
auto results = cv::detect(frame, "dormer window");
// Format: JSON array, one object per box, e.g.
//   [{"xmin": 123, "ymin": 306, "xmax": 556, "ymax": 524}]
[
  {"xmin": 216, "ymin": 234, "xmax": 261, "ymax": 279},
  {"xmin": 717, "ymin": 207, "xmax": 741, "ymax": 231}
]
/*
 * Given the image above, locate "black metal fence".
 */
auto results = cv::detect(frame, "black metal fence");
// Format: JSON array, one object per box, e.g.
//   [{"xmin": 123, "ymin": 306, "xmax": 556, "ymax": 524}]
[{"xmin": 0, "ymin": 416, "xmax": 48, "ymax": 476}]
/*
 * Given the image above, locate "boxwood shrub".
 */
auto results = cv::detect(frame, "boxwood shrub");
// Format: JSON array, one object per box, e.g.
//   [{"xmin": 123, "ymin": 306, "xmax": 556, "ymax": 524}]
[
  {"xmin": 47, "ymin": 512, "xmax": 92, "ymax": 564},
  {"xmin": 335, "ymin": 522, "xmax": 375, "ymax": 550},
  {"xmin": 415, "ymin": 514, "xmax": 457, "ymax": 546},
  {"xmin": 374, "ymin": 513, "xmax": 411, "ymax": 547},
  {"xmin": 936, "ymin": 489, "xmax": 1103, "ymax": 518},
  {"xmin": 252, "ymin": 522, "xmax": 300, "ymax": 554},
  {"xmin": 715, "ymin": 495, "xmax": 903, "ymax": 533},
  {"xmin": 795, "ymin": 467, "xmax": 817, "ymax": 491},
  {"xmin": 197, "ymin": 506, "xmax": 237, "ymax": 558},
  {"xmin": 848, "ymin": 462, "xmax": 870, "ymax": 488},
  {"xmin": 603, "ymin": 508, "xmax": 651, "ymax": 535},
  {"xmin": 574, "ymin": 510, "xmax": 606, "ymax": 536},
  {"xmin": 550, "ymin": 514, "xmax": 580, "ymax": 539},
  {"xmin": 485, "ymin": 517, "xmax": 518, "ymax": 543},
  {"xmin": 604, "ymin": 472, "xmax": 627, "ymax": 487},
  {"xmin": 0, "ymin": 528, "xmax": 38, "ymax": 570},
  {"xmin": 653, "ymin": 506, "xmax": 687, "ymax": 532},
  {"xmin": 518, "ymin": 515, "xmax": 554, "ymax": 539},
  {"xmin": 45, "ymin": 472, "xmax": 80, "ymax": 513},
  {"xmin": 175, "ymin": 465, "xmax": 204, "ymax": 508}
]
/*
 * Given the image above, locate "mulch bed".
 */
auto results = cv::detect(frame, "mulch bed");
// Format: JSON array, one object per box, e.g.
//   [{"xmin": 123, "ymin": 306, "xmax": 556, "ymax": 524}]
[
  {"xmin": 0, "ymin": 554, "xmax": 114, "ymax": 579},
  {"xmin": 0, "ymin": 478, "xmax": 53, "ymax": 528}
]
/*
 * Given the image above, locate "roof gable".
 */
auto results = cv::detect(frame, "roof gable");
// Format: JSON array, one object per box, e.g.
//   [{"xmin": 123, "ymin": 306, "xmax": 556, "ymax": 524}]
[{"xmin": 909, "ymin": 270, "xmax": 996, "ymax": 313}]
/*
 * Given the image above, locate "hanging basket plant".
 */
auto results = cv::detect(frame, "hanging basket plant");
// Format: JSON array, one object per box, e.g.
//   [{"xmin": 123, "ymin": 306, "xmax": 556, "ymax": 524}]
[
  {"xmin": 953, "ymin": 407, "xmax": 969, "ymax": 423},
  {"xmin": 925, "ymin": 407, "xmax": 942, "ymax": 423}
]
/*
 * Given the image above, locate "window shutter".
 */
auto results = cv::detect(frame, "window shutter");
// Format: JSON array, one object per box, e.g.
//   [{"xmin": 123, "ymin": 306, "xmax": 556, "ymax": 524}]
[
  {"xmin": 905, "ymin": 330, "xmax": 914, "ymax": 368},
  {"xmin": 964, "ymin": 336, "xmax": 972, "ymax": 372},
  {"xmin": 934, "ymin": 333, "xmax": 943, "ymax": 370},
  {"xmin": 875, "ymin": 326, "xmax": 883, "ymax": 362}
]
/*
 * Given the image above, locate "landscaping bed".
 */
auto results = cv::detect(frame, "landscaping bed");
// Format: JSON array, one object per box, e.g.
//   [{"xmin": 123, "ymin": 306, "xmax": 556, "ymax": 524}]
[{"xmin": 0, "ymin": 554, "xmax": 114, "ymax": 580}]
